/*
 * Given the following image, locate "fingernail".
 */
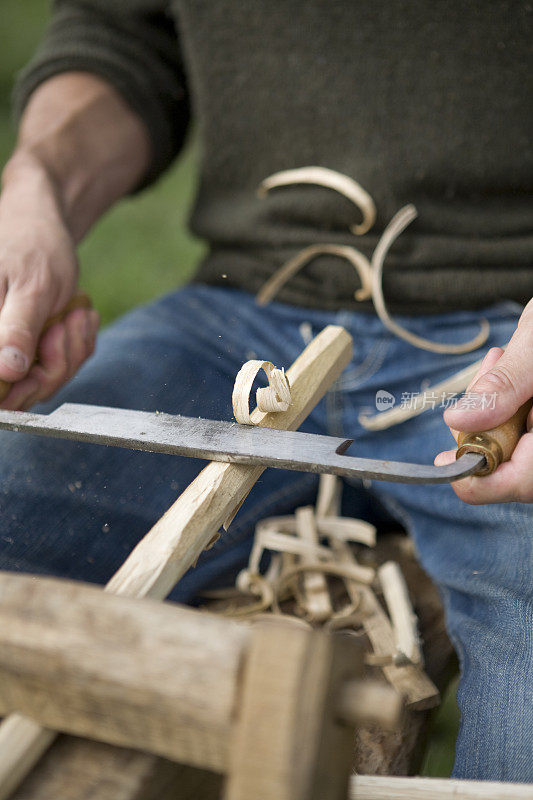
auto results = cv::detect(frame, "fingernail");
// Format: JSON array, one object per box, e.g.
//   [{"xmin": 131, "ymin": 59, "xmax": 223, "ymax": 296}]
[{"xmin": 0, "ymin": 346, "xmax": 29, "ymax": 373}]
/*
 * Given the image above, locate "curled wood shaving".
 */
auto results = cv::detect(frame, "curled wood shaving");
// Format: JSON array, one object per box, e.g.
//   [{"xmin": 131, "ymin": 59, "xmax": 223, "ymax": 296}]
[
  {"xmin": 256, "ymin": 167, "xmax": 489, "ymax": 358},
  {"xmin": 258, "ymin": 166, "xmax": 377, "ymax": 235},
  {"xmin": 254, "ymin": 513, "xmax": 377, "ymax": 548},
  {"xmin": 370, "ymin": 205, "xmax": 490, "ymax": 355},
  {"xmin": 256, "ymin": 244, "xmax": 372, "ymax": 307},
  {"xmin": 232, "ymin": 360, "xmax": 291, "ymax": 424},
  {"xmin": 205, "ymin": 473, "xmax": 436, "ymax": 704}
]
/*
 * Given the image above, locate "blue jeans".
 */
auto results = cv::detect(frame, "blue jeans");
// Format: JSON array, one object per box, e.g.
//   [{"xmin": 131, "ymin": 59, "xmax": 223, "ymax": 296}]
[{"xmin": 0, "ymin": 285, "xmax": 531, "ymax": 782}]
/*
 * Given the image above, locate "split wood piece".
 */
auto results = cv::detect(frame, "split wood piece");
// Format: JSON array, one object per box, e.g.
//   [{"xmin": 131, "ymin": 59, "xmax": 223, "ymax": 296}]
[
  {"xmin": 0, "ymin": 574, "xmax": 249, "ymax": 773},
  {"xmin": 316, "ymin": 473, "xmax": 343, "ymax": 518},
  {"xmin": 330, "ymin": 540, "xmax": 438, "ymax": 709},
  {"xmin": 350, "ymin": 775, "xmax": 533, "ymax": 800},
  {"xmin": 352, "ymin": 532, "xmax": 458, "ymax": 776},
  {"xmin": 106, "ymin": 324, "xmax": 352, "ymax": 600},
  {"xmin": 0, "ymin": 323, "xmax": 353, "ymax": 799},
  {"xmin": 378, "ymin": 561, "xmax": 423, "ymax": 667},
  {"xmin": 225, "ymin": 618, "xmax": 365, "ymax": 800},
  {"xmin": 295, "ymin": 506, "xmax": 333, "ymax": 622}
]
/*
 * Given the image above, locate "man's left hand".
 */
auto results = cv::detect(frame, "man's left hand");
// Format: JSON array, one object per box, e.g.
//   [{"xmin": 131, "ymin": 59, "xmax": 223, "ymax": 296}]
[{"xmin": 435, "ymin": 299, "xmax": 533, "ymax": 504}]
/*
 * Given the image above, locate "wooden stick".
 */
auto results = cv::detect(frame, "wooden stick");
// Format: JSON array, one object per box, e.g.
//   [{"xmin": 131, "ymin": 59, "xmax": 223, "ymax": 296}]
[
  {"xmin": 296, "ymin": 505, "xmax": 333, "ymax": 622},
  {"xmin": 0, "ymin": 324, "xmax": 352, "ymax": 798},
  {"xmin": 378, "ymin": 561, "xmax": 422, "ymax": 666},
  {"xmin": 0, "ymin": 717, "xmax": 55, "ymax": 800},
  {"xmin": 315, "ymin": 473, "xmax": 342, "ymax": 518},
  {"xmin": 350, "ymin": 775, "xmax": 532, "ymax": 800},
  {"xmin": 106, "ymin": 324, "xmax": 352, "ymax": 600},
  {"xmin": 358, "ymin": 586, "xmax": 439, "ymax": 709}
]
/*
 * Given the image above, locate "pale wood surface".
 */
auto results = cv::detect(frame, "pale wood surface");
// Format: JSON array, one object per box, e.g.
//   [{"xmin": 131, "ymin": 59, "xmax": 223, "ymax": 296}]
[
  {"xmin": 351, "ymin": 775, "xmax": 532, "ymax": 799},
  {"xmin": 0, "ymin": 325, "xmax": 352, "ymax": 799}
]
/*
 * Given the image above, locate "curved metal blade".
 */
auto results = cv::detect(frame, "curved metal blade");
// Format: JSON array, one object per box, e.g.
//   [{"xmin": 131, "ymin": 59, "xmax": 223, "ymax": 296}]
[{"xmin": 0, "ymin": 403, "xmax": 485, "ymax": 484}]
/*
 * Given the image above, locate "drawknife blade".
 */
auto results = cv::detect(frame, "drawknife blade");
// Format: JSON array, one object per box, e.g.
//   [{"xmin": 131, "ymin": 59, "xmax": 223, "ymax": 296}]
[{"xmin": 0, "ymin": 403, "xmax": 484, "ymax": 484}]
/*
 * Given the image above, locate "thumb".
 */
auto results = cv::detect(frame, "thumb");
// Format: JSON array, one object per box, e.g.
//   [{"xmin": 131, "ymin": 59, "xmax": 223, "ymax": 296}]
[{"xmin": 445, "ymin": 305, "xmax": 533, "ymax": 432}]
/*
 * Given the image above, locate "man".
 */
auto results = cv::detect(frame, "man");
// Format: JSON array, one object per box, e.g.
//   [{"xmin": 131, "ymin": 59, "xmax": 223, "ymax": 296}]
[{"xmin": 0, "ymin": 0, "xmax": 531, "ymax": 782}]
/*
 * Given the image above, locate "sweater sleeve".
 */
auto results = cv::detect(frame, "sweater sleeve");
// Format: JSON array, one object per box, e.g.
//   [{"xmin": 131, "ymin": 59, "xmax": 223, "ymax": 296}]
[{"xmin": 12, "ymin": 0, "xmax": 190, "ymax": 190}]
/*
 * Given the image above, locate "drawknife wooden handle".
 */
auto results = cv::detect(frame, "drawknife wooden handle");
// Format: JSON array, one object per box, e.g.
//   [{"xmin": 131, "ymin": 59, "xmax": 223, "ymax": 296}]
[
  {"xmin": 0, "ymin": 291, "xmax": 92, "ymax": 402},
  {"xmin": 456, "ymin": 400, "xmax": 533, "ymax": 476}
]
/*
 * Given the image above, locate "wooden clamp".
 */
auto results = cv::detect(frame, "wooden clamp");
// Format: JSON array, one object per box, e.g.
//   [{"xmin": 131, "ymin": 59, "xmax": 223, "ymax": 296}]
[
  {"xmin": 0, "ymin": 573, "xmax": 402, "ymax": 800},
  {"xmin": 0, "ymin": 324, "xmax": 353, "ymax": 799}
]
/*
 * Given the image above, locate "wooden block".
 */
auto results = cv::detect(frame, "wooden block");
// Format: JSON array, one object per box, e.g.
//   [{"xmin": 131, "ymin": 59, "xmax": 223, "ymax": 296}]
[{"xmin": 225, "ymin": 619, "xmax": 365, "ymax": 800}]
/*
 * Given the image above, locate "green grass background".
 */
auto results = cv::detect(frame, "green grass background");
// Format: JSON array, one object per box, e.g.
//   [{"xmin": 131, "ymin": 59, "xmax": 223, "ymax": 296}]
[{"xmin": 0, "ymin": 0, "xmax": 460, "ymax": 777}]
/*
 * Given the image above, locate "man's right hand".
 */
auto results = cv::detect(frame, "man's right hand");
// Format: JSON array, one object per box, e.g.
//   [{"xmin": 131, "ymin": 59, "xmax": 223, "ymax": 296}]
[
  {"xmin": 0, "ymin": 153, "xmax": 99, "ymax": 410},
  {"xmin": 0, "ymin": 72, "xmax": 151, "ymax": 410}
]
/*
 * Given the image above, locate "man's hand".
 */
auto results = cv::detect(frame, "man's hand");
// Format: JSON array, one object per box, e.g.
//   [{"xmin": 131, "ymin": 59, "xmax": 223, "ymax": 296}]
[
  {"xmin": 435, "ymin": 299, "xmax": 533, "ymax": 504},
  {"xmin": 0, "ymin": 155, "xmax": 99, "ymax": 410},
  {"xmin": 0, "ymin": 72, "xmax": 151, "ymax": 410}
]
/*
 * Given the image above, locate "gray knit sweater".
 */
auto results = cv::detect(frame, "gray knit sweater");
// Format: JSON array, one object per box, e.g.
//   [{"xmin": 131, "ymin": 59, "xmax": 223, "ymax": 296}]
[{"xmin": 14, "ymin": 1, "xmax": 533, "ymax": 313}]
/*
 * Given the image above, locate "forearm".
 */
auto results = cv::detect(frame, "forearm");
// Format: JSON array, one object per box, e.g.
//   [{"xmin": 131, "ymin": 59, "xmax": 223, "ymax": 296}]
[{"xmin": 2, "ymin": 71, "xmax": 151, "ymax": 242}]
